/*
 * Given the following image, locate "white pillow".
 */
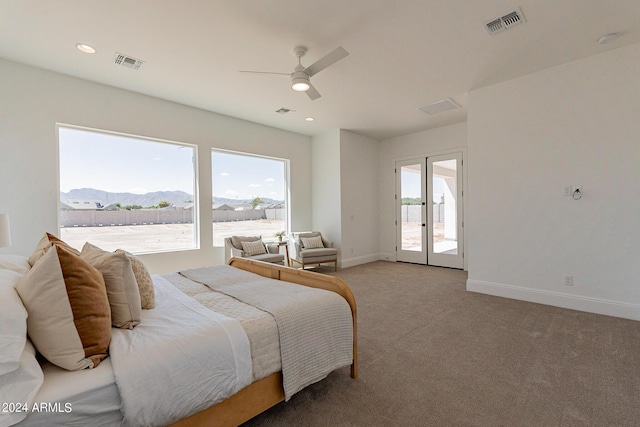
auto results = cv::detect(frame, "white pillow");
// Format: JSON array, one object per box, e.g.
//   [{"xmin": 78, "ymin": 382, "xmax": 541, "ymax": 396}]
[
  {"xmin": 0, "ymin": 270, "xmax": 28, "ymax": 376},
  {"xmin": 0, "ymin": 255, "xmax": 31, "ymax": 275},
  {"xmin": 0, "ymin": 340, "xmax": 44, "ymax": 426}
]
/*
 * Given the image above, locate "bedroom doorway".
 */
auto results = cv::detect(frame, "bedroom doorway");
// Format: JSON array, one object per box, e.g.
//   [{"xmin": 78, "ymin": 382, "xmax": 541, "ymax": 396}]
[{"xmin": 395, "ymin": 152, "xmax": 463, "ymax": 268}]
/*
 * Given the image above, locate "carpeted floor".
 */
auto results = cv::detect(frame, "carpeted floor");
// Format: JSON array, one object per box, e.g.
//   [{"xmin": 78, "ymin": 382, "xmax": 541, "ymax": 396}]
[{"xmin": 242, "ymin": 261, "xmax": 640, "ymax": 426}]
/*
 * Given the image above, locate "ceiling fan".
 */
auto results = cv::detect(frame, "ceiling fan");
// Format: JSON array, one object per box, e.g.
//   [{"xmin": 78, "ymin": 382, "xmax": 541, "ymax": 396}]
[{"xmin": 240, "ymin": 46, "xmax": 349, "ymax": 100}]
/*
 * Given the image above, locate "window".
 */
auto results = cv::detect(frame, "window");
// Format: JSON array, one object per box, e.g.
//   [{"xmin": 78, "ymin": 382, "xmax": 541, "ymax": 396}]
[
  {"xmin": 58, "ymin": 125, "xmax": 198, "ymax": 253},
  {"xmin": 212, "ymin": 149, "xmax": 288, "ymax": 246}
]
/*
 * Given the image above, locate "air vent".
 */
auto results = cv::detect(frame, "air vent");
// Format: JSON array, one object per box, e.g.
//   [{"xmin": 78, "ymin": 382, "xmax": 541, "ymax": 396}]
[
  {"xmin": 113, "ymin": 53, "xmax": 144, "ymax": 70},
  {"xmin": 484, "ymin": 7, "xmax": 526, "ymax": 35},
  {"xmin": 275, "ymin": 107, "xmax": 291, "ymax": 114},
  {"xmin": 418, "ymin": 98, "xmax": 461, "ymax": 115}
]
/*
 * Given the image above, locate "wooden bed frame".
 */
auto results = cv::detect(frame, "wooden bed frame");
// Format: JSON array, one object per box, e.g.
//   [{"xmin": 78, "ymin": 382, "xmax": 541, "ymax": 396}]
[{"xmin": 169, "ymin": 257, "xmax": 358, "ymax": 427}]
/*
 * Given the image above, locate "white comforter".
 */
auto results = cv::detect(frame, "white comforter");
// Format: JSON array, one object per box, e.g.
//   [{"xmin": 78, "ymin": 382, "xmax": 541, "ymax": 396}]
[{"xmin": 109, "ymin": 276, "xmax": 253, "ymax": 427}]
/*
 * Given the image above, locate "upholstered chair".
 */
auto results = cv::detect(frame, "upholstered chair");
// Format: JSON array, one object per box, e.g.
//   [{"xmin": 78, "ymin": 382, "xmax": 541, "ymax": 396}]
[
  {"xmin": 290, "ymin": 231, "xmax": 338, "ymax": 271},
  {"xmin": 224, "ymin": 236, "xmax": 284, "ymax": 265}
]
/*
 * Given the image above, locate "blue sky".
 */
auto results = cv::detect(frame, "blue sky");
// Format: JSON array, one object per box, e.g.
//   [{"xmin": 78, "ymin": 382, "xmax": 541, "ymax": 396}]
[
  {"xmin": 59, "ymin": 126, "xmax": 286, "ymax": 201},
  {"xmin": 212, "ymin": 151, "xmax": 285, "ymax": 200}
]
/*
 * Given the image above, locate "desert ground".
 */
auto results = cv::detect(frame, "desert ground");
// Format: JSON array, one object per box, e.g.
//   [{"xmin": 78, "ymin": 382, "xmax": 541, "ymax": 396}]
[{"xmin": 61, "ymin": 219, "xmax": 286, "ymax": 252}]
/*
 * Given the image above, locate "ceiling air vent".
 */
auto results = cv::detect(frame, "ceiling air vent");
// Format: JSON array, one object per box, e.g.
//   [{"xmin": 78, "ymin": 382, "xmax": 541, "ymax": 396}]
[
  {"xmin": 275, "ymin": 107, "xmax": 291, "ymax": 114},
  {"xmin": 484, "ymin": 7, "xmax": 526, "ymax": 35},
  {"xmin": 113, "ymin": 53, "xmax": 144, "ymax": 70},
  {"xmin": 418, "ymin": 98, "xmax": 461, "ymax": 115}
]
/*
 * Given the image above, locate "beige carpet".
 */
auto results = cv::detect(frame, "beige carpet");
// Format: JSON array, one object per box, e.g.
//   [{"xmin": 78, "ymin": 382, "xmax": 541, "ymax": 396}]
[{"xmin": 243, "ymin": 261, "xmax": 640, "ymax": 426}]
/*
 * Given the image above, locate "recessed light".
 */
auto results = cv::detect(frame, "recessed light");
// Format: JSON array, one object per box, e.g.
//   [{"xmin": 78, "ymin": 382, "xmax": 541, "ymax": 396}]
[
  {"xmin": 76, "ymin": 43, "xmax": 96, "ymax": 54},
  {"xmin": 305, "ymin": 117, "xmax": 315, "ymax": 122}
]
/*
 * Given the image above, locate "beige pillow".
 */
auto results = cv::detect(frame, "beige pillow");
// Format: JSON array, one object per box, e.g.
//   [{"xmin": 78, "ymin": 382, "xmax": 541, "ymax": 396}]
[
  {"xmin": 28, "ymin": 232, "xmax": 79, "ymax": 267},
  {"xmin": 16, "ymin": 245, "xmax": 111, "ymax": 371},
  {"xmin": 116, "ymin": 250, "xmax": 155, "ymax": 309},
  {"xmin": 301, "ymin": 235, "xmax": 325, "ymax": 249},
  {"xmin": 80, "ymin": 243, "xmax": 141, "ymax": 329},
  {"xmin": 241, "ymin": 239, "xmax": 267, "ymax": 256},
  {"xmin": 231, "ymin": 235, "xmax": 261, "ymax": 251}
]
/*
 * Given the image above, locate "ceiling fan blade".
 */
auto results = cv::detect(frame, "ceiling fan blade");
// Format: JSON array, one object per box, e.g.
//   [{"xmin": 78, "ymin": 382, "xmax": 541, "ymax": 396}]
[
  {"xmin": 239, "ymin": 70, "xmax": 290, "ymax": 76},
  {"xmin": 304, "ymin": 47, "xmax": 349, "ymax": 77},
  {"xmin": 305, "ymin": 83, "xmax": 321, "ymax": 100}
]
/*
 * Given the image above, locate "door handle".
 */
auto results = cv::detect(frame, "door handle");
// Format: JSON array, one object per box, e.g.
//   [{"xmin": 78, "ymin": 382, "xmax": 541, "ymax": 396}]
[{"xmin": 422, "ymin": 224, "xmax": 426, "ymax": 227}]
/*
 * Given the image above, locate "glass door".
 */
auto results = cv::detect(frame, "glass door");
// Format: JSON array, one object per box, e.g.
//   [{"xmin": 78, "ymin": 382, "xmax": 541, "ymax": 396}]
[
  {"xmin": 395, "ymin": 159, "xmax": 426, "ymax": 264},
  {"xmin": 427, "ymin": 153, "xmax": 463, "ymax": 269}
]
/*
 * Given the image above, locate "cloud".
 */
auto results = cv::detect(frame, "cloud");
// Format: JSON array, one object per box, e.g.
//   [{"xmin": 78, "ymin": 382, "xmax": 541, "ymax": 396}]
[
  {"xmin": 269, "ymin": 192, "xmax": 278, "ymax": 197},
  {"xmin": 265, "ymin": 178, "xmax": 275, "ymax": 182},
  {"xmin": 224, "ymin": 189, "xmax": 238, "ymax": 197},
  {"xmin": 219, "ymin": 172, "xmax": 230, "ymax": 176},
  {"xmin": 248, "ymin": 184, "xmax": 262, "ymax": 188}
]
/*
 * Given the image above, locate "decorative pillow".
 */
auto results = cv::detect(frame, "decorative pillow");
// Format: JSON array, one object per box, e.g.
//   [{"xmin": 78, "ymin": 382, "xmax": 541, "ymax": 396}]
[
  {"xmin": 28, "ymin": 232, "xmax": 79, "ymax": 267},
  {"xmin": 0, "ymin": 270, "xmax": 28, "ymax": 376},
  {"xmin": 0, "ymin": 254, "xmax": 31, "ymax": 274},
  {"xmin": 116, "ymin": 250, "xmax": 155, "ymax": 309},
  {"xmin": 301, "ymin": 235, "xmax": 325, "ymax": 249},
  {"xmin": 81, "ymin": 243, "xmax": 142, "ymax": 329},
  {"xmin": 241, "ymin": 239, "xmax": 267, "ymax": 256},
  {"xmin": 16, "ymin": 245, "xmax": 111, "ymax": 371},
  {"xmin": 231, "ymin": 235, "xmax": 261, "ymax": 251},
  {"xmin": 0, "ymin": 340, "xmax": 44, "ymax": 426}
]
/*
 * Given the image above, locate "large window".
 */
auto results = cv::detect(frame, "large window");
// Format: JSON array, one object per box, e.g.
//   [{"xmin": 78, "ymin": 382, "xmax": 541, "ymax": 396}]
[
  {"xmin": 212, "ymin": 150, "xmax": 288, "ymax": 246},
  {"xmin": 58, "ymin": 125, "xmax": 198, "ymax": 253}
]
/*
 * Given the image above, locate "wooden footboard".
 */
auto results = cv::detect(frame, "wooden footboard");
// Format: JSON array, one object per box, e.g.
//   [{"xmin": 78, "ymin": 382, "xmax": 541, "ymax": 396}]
[{"xmin": 169, "ymin": 258, "xmax": 357, "ymax": 427}]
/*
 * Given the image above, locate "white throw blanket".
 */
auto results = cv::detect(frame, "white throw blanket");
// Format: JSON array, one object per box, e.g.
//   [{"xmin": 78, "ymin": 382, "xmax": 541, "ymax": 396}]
[
  {"xmin": 180, "ymin": 265, "xmax": 354, "ymax": 400},
  {"xmin": 110, "ymin": 276, "xmax": 253, "ymax": 427}
]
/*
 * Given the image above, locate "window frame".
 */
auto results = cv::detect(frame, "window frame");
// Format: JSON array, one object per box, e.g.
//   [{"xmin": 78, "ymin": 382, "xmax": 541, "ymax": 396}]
[
  {"xmin": 211, "ymin": 148, "xmax": 290, "ymax": 247},
  {"xmin": 56, "ymin": 123, "xmax": 200, "ymax": 254}
]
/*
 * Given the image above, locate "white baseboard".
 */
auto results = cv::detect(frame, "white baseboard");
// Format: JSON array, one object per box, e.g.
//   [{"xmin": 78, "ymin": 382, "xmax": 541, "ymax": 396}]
[
  {"xmin": 340, "ymin": 253, "xmax": 386, "ymax": 268},
  {"xmin": 467, "ymin": 279, "xmax": 640, "ymax": 321}
]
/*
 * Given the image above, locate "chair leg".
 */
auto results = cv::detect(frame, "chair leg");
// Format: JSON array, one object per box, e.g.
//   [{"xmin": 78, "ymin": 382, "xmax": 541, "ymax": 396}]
[{"xmin": 334, "ymin": 260, "xmax": 337, "ymax": 271}]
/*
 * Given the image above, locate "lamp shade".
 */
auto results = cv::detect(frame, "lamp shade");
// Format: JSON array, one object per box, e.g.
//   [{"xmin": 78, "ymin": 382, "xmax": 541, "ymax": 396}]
[{"xmin": 0, "ymin": 213, "xmax": 12, "ymax": 247}]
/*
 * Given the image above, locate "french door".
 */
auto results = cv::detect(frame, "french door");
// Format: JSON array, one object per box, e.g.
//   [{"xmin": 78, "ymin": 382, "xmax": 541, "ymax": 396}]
[
  {"xmin": 395, "ymin": 153, "xmax": 463, "ymax": 268},
  {"xmin": 395, "ymin": 159, "xmax": 426, "ymax": 264}
]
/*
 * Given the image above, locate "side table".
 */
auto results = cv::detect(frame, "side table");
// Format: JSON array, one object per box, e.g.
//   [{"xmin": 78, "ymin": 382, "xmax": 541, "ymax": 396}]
[{"xmin": 276, "ymin": 240, "xmax": 290, "ymax": 267}]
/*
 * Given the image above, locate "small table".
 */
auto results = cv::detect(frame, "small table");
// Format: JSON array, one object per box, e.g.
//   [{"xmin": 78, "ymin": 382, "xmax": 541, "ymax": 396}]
[{"xmin": 275, "ymin": 240, "xmax": 290, "ymax": 267}]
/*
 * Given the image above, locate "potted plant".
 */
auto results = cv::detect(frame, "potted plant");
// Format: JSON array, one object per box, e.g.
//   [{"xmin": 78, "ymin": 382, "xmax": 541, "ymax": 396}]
[{"xmin": 274, "ymin": 231, "xmax": 286, "ymax": 242}]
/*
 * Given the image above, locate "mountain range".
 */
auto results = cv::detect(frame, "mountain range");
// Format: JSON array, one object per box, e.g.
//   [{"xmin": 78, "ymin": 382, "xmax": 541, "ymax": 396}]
[{"xmin": 60, "ymin": 188, "xmax": 282, "ymax": 207}]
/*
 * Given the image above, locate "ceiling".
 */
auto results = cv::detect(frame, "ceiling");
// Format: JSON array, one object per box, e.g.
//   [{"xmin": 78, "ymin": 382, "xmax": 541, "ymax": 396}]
[{"xmin": 1, "ymin": 1, "xmax": 639, "ymax": 141}]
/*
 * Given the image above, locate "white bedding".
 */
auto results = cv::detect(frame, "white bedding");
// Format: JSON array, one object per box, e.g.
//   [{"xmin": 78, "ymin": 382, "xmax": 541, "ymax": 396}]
[
  {"xmin": 180, "ymin": 265, "xmax": 354, "ymax": 400},
  {"xmin": 110, "ymin": 275, "xmax": 253, "ymax": 427}
]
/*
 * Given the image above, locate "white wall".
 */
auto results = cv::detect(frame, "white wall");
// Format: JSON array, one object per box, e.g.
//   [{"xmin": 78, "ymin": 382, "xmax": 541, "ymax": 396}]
[
  {"xmin": 378, "ymin": 122, "xmax": 467, "ymax": 264},
  {"xmin": 466, "ymin": 42, "xmax": 640, "ymax": 320},
  {"xmin": 339, "ymin": 130, "xmax": 380, "ymax": 268},
  {"xmin": 310, "ymin": 130, "xmax": 342, "ymax": 253},
  {"xmin": 0, "ymin": 59, "xmax": 312, "ymax": 273}
]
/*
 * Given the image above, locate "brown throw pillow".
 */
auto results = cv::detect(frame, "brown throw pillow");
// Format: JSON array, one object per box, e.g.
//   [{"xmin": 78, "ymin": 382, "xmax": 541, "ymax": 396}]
[
  {"xmin": 16, "ymin": 245, "xmax": 111, "ymax": 371},
  {"xmin": 28, "ymin": 232, "xmax": 79, "ymax": 267}
]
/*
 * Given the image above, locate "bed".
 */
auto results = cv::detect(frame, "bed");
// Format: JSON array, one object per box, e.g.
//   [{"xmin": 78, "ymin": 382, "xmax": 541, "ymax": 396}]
[{"xmin": 0, "ymin": 241, "xmax": 357, "ymax": 427}]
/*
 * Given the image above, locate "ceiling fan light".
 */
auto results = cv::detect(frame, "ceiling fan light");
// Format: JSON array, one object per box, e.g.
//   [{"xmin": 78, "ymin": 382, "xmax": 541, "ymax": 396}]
[
  {"xmin": 291, "ymin": 78, "xmax": 310, "ymax": 92},
  {"xmin": 291, "ymin": 71, "xmax": 310, "ymax": 92}
]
